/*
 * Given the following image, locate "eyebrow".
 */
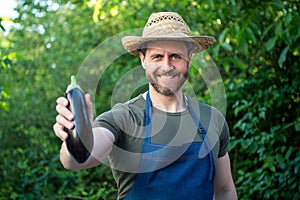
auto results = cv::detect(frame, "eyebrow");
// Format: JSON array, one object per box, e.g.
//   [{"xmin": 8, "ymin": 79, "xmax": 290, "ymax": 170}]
[
  {"xmin": 149, "ymin": 53, "xmax": 163, "ymax": 58},
  {"xmin": 171, "ymin": 52, "xmax": 185, "ymax": 57},
  {"xmin": 148, "ymin": 50, "xmax": 185, "ymax": 56}
]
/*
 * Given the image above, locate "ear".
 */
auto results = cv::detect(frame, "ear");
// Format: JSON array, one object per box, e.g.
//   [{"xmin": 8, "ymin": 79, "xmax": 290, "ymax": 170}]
[{"xmin": 139, "ymin": 51, "xmax": 146, "ymax": 69}]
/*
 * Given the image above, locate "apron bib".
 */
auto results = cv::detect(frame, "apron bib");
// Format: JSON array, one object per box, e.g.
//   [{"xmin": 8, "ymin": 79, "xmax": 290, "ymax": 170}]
[{"xmin": 124, "ymin": 92, "xmax": 215, "ymax": 200}]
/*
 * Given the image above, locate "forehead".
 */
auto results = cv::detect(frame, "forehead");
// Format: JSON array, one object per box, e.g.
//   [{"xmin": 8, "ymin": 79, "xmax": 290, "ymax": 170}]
[{"xmin": 144, "ymin": 40, "xmax": 188, "ymax": 54}]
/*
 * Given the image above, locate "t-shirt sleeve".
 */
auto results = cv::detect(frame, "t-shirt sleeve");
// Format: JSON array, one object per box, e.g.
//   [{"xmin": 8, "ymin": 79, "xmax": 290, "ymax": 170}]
[
  {"xmin": 218, "ymin": 118, "xmax": 230, "ymax": 158},
  {"xmin": 93, "ymin": 109, "xmax": 121, "ymax": 141},
  {"xmin": 92, "ymin": 102, "xmax": 144, "ymax": 144},
  {"xmin": 92, "ymin": 103, "xmax": 130, "ymax": 142}
]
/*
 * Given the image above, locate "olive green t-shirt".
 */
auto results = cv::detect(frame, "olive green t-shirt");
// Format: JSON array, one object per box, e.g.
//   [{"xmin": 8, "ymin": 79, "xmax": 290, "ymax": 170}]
[{"xmin": 93, "ymin": 94, "xmax": 230, "ymax": 199}]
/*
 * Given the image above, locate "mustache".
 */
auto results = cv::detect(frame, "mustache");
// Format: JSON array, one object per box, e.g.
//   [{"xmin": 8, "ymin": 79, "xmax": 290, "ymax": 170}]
[{"xmin": 155, "ymin": 70, "xmax": 181, "ymax": 77}]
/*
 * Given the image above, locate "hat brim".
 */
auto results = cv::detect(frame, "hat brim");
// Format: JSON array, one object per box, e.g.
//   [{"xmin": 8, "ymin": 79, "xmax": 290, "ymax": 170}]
[{"xmin": 122, "ymin": 35, "xmax": 214, "ymax": 56}]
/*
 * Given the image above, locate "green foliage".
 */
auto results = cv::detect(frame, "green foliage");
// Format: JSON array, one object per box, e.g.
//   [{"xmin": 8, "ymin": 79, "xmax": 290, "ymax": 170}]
[
  {"xmin": 0, "ymin": 17, "xmax": 6, "ymax": 31},
  {"xmin": 215, "ymin": 2, "xmax": 300, "ymax": 199},
  {"xmin": 0, "ymin": 54, "xmax": 11, "ymax": 111},
  {"xmin": 0, "ymin": 0, "xmax": 299, "ymax": 199}
]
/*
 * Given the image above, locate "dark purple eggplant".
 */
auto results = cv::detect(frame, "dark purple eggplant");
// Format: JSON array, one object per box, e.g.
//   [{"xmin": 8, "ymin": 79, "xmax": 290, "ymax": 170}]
[{"xmin": 64, "ymin": 75, "xmax": 93, "ymax": 163}]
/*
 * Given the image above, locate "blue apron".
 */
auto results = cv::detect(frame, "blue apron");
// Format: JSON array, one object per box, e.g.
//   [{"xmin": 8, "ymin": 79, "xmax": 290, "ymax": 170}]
[{"xmin": 124, "ymin": 92, "xmax": 215, "ymax": 200}]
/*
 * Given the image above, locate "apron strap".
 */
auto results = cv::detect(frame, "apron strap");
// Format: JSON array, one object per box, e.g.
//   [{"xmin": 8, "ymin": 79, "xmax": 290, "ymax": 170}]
[
  {"xmin": 187, "ymin": 99, "xmax": 206, "ymax": 134},
  {"xmin": 186, "ymin": 97, "xmax": 215, "ymax": 180},
  {"xmin": 144, "ymin": 91, "xmax": 152, "ymax": 143}
]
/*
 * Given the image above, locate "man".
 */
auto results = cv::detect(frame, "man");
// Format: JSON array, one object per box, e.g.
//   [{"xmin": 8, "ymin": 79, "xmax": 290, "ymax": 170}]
[{"xmin": 53, "ymin": 12, "xmax": 237, "ymax": 199}]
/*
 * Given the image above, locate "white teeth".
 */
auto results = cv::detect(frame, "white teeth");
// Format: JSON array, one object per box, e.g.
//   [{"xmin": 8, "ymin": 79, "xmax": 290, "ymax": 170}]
[
  {"xmin": 161, "ymin": 77, "xmax": 172, "ymax": 79},
  {"xmin": 160, "ymin": 75, "xmax": 174, "ymax": 79}
]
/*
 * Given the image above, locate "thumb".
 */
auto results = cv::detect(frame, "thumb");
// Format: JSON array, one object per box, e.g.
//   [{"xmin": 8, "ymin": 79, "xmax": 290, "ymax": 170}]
[{"xmin": 84, "ymin": 93, "xmax": 94, "ymax": 123}]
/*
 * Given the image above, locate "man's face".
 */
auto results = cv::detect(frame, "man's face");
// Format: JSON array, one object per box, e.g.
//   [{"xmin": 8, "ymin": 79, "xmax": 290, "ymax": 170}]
[{"xmin": 139, "ymin": 41, "xmax": 192, "ymax": 96}]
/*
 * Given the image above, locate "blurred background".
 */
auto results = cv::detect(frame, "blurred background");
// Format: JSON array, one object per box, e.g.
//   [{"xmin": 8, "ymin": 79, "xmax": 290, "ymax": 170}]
[{"xmin": 0, "ymin": 0, "xmax": 299, "ymax": 199}]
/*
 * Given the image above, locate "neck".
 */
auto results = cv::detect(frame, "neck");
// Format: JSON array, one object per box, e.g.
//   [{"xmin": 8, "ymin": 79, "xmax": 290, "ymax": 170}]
[{"xmin": 143, "ymin": 87, "xmax": 187, "ymax": 113}]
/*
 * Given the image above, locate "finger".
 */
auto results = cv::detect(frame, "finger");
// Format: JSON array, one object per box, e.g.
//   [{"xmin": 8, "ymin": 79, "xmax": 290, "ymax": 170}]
[
  {"xmin": 85, "ymin": 93, "xmax": 93, "ymax": 107},
  {"xmin": 56, "ymin": 96, "xmax": 69, "ymax": 107},
  {"xmin": 53, "ymin": 122, "xmax": 68, "ymax": 141},
  {"xmin": 56, "ymin": 103, "xmax": 74, "ymax": 121},
  {"xmin": 56, "ymin": 114, "xmax": 74, "ymax": 130},
  {"xmin": 85, "ymin": 93, "xmax": 94, "ymax": 122}
]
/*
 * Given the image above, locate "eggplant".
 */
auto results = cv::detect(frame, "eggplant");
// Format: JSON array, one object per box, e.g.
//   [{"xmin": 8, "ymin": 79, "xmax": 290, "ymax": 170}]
[{"xmin": 64, "ymin": 75, "xmax": 93, "ymax": 163}]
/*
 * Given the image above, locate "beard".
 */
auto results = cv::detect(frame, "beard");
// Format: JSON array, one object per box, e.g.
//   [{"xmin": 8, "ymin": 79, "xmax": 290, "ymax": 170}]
[{"xmin": 147, "ymin": 70, "xmax": 188, "ymax": 96}]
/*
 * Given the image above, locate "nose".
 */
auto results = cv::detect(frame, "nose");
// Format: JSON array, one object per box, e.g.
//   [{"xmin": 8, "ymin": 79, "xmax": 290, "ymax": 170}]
[{"xmin": 161, "ymin": 57, "xmax": 173, "ymax": 71}]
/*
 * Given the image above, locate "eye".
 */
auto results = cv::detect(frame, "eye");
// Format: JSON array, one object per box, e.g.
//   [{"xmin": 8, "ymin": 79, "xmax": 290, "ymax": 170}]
[
  {"xmin": 170, "ymin": 54, "xmax": 182, "ymax": 61},
  {"xmin": 151, "ymin": 54, "xmax": 163, "ymax": 60}
]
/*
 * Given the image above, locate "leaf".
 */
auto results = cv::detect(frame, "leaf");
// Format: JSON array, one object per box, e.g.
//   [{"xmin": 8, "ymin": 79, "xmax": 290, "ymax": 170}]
[
  {"xmin": 286, "ymin": 147, "xmax": 293, "ymax": 159},
  {"xmin": 233, "ymin": 100, "xmax": 250, "ymax": 116},
  {"xmin": 221, "ymin": 42, "xmax": 233, "ymax": 51},
  {"xmin": 278, "ymin": 46, "xmax": 289, "ymax": 68},
  {"xmin": 283, "ymin": 30, "xmax": 293, "ymax": 46},
  {"xmin": 222, "ymin": 60, "xmax": 230, "ymax": 74},
  {"xmin": 208, "ymin": 0, "xmax": 215, "ymax": 10},
  {"xmin": 275, "ymin": 22, "xmax": 283, "ymax": 37},
  {"xmin": 265, "ymin": 37, "xmax": 277, "ymax": 51},
  {"xmin": 245, "ymin": 27, "xmax": 257, "ymax": 44},
  {"xmin": 262, "ymin": 24, "xmax": 275, "ymax": 39},
  {"xmin": 218, "ymin": 28, "xmax": 229, "ymax": 43},
  {"xmin": 258, "ymin": 107, "xmax": 266, "ymax": 119},
  {"xmin": 212, "ymin": 44, "xmax": 220, "ymax": 58},
  {"xmin": 272, "ymin": 0, "xmax": 285, "ymax": 9},
  {"xmin": 234, "ymin": 23, "xmax": 240, "ymax": 34},
  {"xmin": 0, "ymin": 17, "xmax": 6, "ymax": 32},
  {"xmin": 249, "ymin": 22, "xmax": 261, "ymax": 36},
  {"xmin": 240, "ymin": 39, "xmax": 249, "ymax": 55},
  {"xmin": 228, "ymin": 57, "xmax": 246, "ymax": 70},
  {"xmin": 0, "ymin": 24, "xmax": 5, "ymax": 32},
  {"xmin": 283, "ymin": 13, "xmax": 292, "ymax": 26}
]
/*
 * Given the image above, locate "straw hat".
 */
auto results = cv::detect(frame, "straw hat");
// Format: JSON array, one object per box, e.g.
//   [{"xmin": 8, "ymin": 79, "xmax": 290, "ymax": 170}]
[{"xmin": 122, "ymin": 12, "xmax": 214, "ymax": 56}]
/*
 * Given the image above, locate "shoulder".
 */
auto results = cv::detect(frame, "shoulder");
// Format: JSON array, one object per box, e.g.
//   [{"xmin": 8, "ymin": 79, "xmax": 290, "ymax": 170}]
[
  {"xmin": 187, "ymin": 97, "xmax": 225, "ymax": 119},
  {"xmin": 123, "ymin": 94, "xmax": 146, "ymax": 110},
  {"xmin": 95, "ymin": 94, "xmax": 145, "ymax": 125},
  {"xmin": 187, "ymin": 97, "xmax": 229, "ymax": 135},
  {"xmin": 101, "ymin": 94, "xmax": 145, "ymax": 114},
  {"xmin": 112, "ymin": 94, "xmax": 145, "ymax": 118}
]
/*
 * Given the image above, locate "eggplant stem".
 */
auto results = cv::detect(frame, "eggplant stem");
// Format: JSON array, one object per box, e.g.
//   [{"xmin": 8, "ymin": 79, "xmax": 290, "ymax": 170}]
[{"xmin": 66, "ymin": 75, "xmax": 82, "ymax": 93}]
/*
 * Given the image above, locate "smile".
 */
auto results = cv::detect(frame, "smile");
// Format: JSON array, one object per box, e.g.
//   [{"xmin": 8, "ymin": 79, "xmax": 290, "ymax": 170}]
[{"xmin": 159, "ymin": 75, "xmax": 177, "ymax": 79}]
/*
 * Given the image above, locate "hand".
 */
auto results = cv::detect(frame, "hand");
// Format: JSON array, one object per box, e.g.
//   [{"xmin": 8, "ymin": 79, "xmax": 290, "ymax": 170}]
[
  {"xmin": 53, "ymin": 93, "xmax": 94, "ymax": 141},
  {"xmin": 53, "ymin": 96, "xmax": 74, "ymax": 141}
]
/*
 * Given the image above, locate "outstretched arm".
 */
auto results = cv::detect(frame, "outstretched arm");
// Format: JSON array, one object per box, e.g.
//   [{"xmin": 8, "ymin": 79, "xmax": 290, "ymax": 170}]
[{"xmin": 53, "ymin": 94, "xmax": 115, "ymax": 170}]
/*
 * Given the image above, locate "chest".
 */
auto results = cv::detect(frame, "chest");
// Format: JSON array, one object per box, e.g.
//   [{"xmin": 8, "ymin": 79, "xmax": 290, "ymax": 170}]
[{"xmin": 118, "ymin": 111, "xmax": 204, "ymax": 154}]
